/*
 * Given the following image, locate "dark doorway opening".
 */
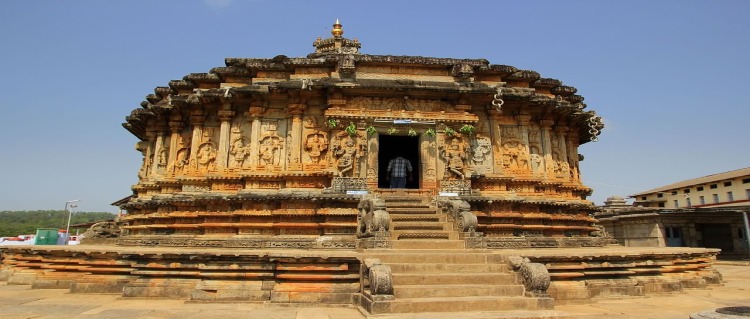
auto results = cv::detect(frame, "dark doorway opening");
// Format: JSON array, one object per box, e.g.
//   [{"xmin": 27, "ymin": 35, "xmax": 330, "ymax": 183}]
[
  {"xmin": 697, "ymin": 223, "xmax": 734, "ymax": 252},
  {"xmin": 378, "ymin": 135, "xmax": 420, "ymax": 189}
]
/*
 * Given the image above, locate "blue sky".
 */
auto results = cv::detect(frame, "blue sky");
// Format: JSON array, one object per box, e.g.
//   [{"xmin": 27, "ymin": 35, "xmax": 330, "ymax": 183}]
[{"xmin": 1, "ymin": 0, "xmax": 748, "ymax": 212}]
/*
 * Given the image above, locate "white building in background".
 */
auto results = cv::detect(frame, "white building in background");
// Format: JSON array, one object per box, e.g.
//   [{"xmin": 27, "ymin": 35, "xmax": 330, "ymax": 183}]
[
  {"xmin": 630, "ymin": 167, "xmax": 750, "ymax": 209},
  {"xmin": 596, "ymin": 167, "xmax": 750, "ymax": 259}
]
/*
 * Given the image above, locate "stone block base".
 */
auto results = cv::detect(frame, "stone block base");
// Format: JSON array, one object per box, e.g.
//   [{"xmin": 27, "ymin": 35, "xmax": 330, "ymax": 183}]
[{"xmin": 124, "ymin": 278, "xmax": 201, "ymax": 298}]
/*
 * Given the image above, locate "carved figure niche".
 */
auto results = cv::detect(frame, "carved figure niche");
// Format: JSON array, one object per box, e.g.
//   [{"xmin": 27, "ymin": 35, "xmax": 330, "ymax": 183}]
[
  {"xmin": 258, "ymin": 120, "xmax": 284, "ymax": 167},
  {"xmin": 196, "ymin": 129, "xmax": 218, "ymax": 173},
  {"xmin": 332, "ymin": 131, "xmax": 364, "ymax": 177},
  {"xmin": 136, "ymin": 141, "xmax": 150, "ymax": 180},
  {"xmin": 440, "ymin": 135, "xmax": 468, "ymax": 179},
  {"xmin": 156, "ymin": 148, "xmax": 169, "ymax": 174},
  {"xmin": 528, "ymin": 128, "xmax": 544, "ymax": 175},
  {"xmin": 470, "ymin": 137, "xmax": 492, "ymax": 175},
  {"xmin": 304, "ymin": 131, "xmax": 329, "ymax": 164},
  {"xmin": 500, "ymin": 126, "xmax": 531, "ymax": 175},
  {"xmin": 550, "ymin": 135, "xmax": 568, "ymax": 180},
  {"xmin": 229, "ymin": 124, "xmax": 251, "ymax": 168},
  {"xmin": 168, "ymin": 131, "xmax": 191, "ymax": 176}
]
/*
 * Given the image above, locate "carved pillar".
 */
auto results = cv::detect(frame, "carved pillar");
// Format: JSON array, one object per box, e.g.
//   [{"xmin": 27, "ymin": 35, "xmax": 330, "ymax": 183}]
[
  {"xmin": 488, "ymin": 109, "xmax": 504, "ymax": 175},
  {"xmin": 517, "ymin": 113, "xmax": 532, "ymax": 175},
  {"xmin": 167, "ymin": 116, "xmax": 182, "ymax": 176},
  {"xmin": 366, "ymin": 130, "xmax": 379, "ymax": 189},
  {"xmin": 517, "ymin": 113, "xmax": 531, "ymax": 146},
  {"xmin": 142, "ymin": 128, "xmax": 156, "ymax": 181},
  {"xmin": 287, "ymin": 103, "xmax": 305, "ymax": 171},
  {"xmin": 540, "ymin": 119, "xmax": 555, "ymax": 179},
  {"xmin": 556, "ymin": 126, "xmax": 569, "ymax": 162},
  {"xmin": 248, "ymin": 104, "xmax": 264, "ymax": 167},
  {"xmin": 189, "ymin": 109, "xmax": 205, "ymax": 173},
  {"xmin": 567, "ymin": 131, "xmax": 580, "ymax": 183},
  {"xmin": 556, "ymin": 125, "xmax": 569, "ymax": 181},
  {"xmin": 216, "ymin": 108, "xmax": 234, "ymax": 170},
  {"xmin": 420, "ymin": 133, "xmax": 437, "ymax": 189},
  {"xmin": 150, "ymin": 124, "xmax": 167, "ymax": 179}
]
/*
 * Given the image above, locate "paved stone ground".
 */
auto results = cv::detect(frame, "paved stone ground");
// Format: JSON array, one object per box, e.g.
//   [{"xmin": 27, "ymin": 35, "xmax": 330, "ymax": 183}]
[
  {"xmin": 0, "ymin": 263, "xmax": 747, "ymax": 319},
  {"xmin": 554, "ymin": 262, "xmax": 750, "ymax": 319}
]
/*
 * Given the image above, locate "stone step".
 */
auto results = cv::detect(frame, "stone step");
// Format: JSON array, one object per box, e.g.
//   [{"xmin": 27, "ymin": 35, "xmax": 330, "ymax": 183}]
[
  {"xmin": 365, "ymin": 252, "xmax": 503, "ymax": 264},
  {"xmin": 391, "ymin": 214, "xmax": 442, "ymax": 222},
  {"xmin": 393, "ymin": 223, "xmax": 447, "ymax": 231},
  {"xmin": 382, "ymin": 196, "xmax": 428, "ymax": 202},
  {"xmin": 395, "ymin": 232, "xmax": 452, "ymax": 240},
  {"xmin": 385, "ymin": 202, "xmax": 433, "ymax": 208},
  {"xmin": 392, "ymin": 273, "xmax": 517, "ymax": 285},
  {"xmin": 388, "ymin": 261, "xmax": 509, "ymax": 273},
  {"xmin": 394, "ymin": 284, "xmax": 524, "ymax": 298},
  {"xmin": 387, "ymin": 208, "xmax": 438, "ymax": 214},
  {"xmin": 362, "ymin": 310, "xmax": 569, "ymax": 319},
  {"xmin": 389, "ymin": 240, "xmax": 466, "ymax": 250},
  {"xmin": 369, "ymin": 296, "xmax": 554, "ymax": 314}
]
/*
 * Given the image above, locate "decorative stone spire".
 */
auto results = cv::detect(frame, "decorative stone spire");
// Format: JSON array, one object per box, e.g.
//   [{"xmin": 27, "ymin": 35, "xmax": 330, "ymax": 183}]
[
  {"xmin": 313, "ymin": 19, "xmax": 361, "ymax": 54},
  {"xmin": 331, "ymin": 19, "xmax": 343, "ymax": 38}
]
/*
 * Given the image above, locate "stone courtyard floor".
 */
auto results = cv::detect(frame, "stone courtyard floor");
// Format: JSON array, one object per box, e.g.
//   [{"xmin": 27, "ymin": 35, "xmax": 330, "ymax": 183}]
[{"xmin": 0, "ymin": 262, "xmax": 747, "ymax": 319}]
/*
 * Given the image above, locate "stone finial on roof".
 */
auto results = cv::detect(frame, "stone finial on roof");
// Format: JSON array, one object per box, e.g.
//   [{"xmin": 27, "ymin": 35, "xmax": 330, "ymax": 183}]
[
  {"xmin": 313, "ymin": 19, "xmax": 361, "ymax": 54},
  {"xmin": 332, "ymin": 19, "xmax": 343, "ymax": 38}
]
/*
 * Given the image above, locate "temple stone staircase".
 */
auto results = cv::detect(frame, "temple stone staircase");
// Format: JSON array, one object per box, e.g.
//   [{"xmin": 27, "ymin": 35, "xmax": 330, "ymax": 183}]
[
  {"xmin": 360, "ymin": 195, "xmax": 562, "ymax": 318},
  {"xmin": 360, "ymin": 250, "xmax": 559, "ymax": 317},
  {"xmin": 383, "ymin": 195, "xmax": 465, "ymax": 250}
]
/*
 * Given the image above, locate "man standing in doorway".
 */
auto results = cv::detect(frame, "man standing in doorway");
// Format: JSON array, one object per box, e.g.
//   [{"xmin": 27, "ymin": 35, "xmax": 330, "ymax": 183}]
[{"xmin": 386, "ymin": 155, "xmax": 413, "ymax": 188}]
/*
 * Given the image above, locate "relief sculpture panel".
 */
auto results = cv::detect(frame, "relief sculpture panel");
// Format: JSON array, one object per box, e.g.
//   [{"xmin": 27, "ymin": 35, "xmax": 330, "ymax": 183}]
[
  {"xmin": 331, "ymin": 131, "xmax": 364, "ymax": 177},
  {"xmin": 168, "ymin": 131, "xmax": 191, "ymax": 176},
  {"xmin": 470, "ymin": 137, "xmax": 492, "ymax": 175},
  {"xmin": 257, "ymin": 120, "xmax": 284, "ymax": 169},
  {"xmin": 500, "ymin": 126, "xmax": 531, "ymax": 175},
  {"xmin": 304, "ymin": 130, "xmax": 329, "ymax": 164},
  {"xmin": 439, "ymin": 135, "xmax": 468, "ymax": 180},
  {"xmin": 528, "ymin": 127, "xmax": 544, "ymax": 176},
  {"xmin": 196, "ymin": 130, "xmax": 218, "ymax": 173}
]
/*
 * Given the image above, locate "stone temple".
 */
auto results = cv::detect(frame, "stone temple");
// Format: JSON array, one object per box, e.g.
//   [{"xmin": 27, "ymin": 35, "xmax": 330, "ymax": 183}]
[
  {"xmin": 121, "ymin": 20, "xmax": 605, "ymax": 249},
  {"xmin": 0, "ymin": 21, "xmax": 723, "ymax": 317}
]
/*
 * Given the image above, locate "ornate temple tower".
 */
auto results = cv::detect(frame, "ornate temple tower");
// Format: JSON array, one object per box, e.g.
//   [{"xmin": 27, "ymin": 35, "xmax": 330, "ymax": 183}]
[{"xmin": 120, "ymin": 21, "xmax": 606, "ymax": 249}]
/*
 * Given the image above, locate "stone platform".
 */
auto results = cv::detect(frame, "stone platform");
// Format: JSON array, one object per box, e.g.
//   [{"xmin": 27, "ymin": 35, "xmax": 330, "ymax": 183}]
[{"xmin": 0, "ymin": 245, "xmax": 723, "ymax": 317}]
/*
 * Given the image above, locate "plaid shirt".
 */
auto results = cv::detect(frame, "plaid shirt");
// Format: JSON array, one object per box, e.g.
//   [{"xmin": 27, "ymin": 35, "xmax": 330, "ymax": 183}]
[{"xmin": 387, "ymin": 157, "xmax": 412, "ymax": 177}]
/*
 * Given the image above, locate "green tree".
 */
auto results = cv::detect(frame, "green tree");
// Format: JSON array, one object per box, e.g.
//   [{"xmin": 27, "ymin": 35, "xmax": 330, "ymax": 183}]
[{"xmin": 0, "ymin": 210, "xmax": 116, "ymax": 237}]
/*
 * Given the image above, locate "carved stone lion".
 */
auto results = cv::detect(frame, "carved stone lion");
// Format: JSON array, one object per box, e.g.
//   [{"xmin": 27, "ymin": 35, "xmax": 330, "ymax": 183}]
[{"xmin": 357, "ymin": 198, "xmax": 390, "ymax": 238}]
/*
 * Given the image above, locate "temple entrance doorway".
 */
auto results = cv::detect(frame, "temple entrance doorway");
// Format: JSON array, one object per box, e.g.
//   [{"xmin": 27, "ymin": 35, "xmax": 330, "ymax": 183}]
[{"xmin": 378, "ymin": 135, "xmax": 420, "ymax": 189}]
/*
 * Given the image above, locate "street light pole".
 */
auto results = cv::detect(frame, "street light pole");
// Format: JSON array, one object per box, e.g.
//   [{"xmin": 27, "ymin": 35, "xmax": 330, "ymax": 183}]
[{"xmin": 64, "ymin": 200, "xmax": 80, "ymax": 245}]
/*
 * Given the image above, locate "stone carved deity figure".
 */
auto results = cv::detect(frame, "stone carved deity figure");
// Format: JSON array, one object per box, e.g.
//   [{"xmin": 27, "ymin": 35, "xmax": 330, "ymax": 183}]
[
  {"xmin": 171, "ymin": 148, "xmax": 190, "ymax": 174},
  {"xmin": 529, "ymin": 148, "xmax": 543, "ymax": 174},
  {"xmin": 304, "ymin": 131, "xmax": 328, "ymax": 163},
  {"xmin": 502, "ymin": 141, "xmax": 520, "ymax": 170},
  {"xmin": 516, "ymin": 144, "xmax": 530, "ymax": 171},
  {"xmin": 258, "ymin": 120, "xmax": 284, "ymax": 166},
  {"xmin": 471, "ymin": 138, "xmax": 491, "ymax": 166},
  {"xmin": 196, "ymin": 142, "xmax": 217, "ymax": 172},
  {"xmin": 558, "ymin": 161, "xmax": 570, "ymax": 179},
  {"xmin": 135, "ymin": 141, "xmax": 149, "ymax": 179},
  {"xmin": 259, "ymin": 136, "xmax": 282, "ymax": 165},
  {"xmin": 501, "ymin": 140, "xmax": 532, "ymax": 174},
  {"xmin": 156, "ymin": 148, "xmax": 169, "ymax": 174},
  {"xmin": 230, "ymin": 136, "xmax": 251, "ymax": 167},
  {"xmin": 333, "ymin": 136, "xmax": 359, "ymax": 177},
  {"xmin": 167, "ymin": 131, "xmax": 191, "ymax": 175},
  {"xmin": 441, "ymin": 137, "xmax": 467, "ymax": 179}
]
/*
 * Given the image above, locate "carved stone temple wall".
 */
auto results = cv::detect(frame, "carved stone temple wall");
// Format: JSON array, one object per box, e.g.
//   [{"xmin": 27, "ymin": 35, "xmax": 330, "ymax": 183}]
[{"xmin": 118, "ymin": 21, "xmax": 605, "ymax": 248}]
